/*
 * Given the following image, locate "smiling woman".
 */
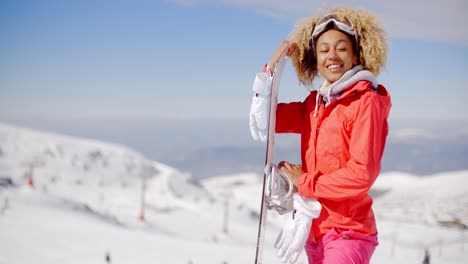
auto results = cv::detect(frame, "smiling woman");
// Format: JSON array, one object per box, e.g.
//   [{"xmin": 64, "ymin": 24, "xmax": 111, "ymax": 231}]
[
  {"xmin": 315, "ymin": 29, "xmax": 358, "ymax": 84},
  {"xmin": 249, "ymin": 6, "xmax": 391, "ymax": 264}
]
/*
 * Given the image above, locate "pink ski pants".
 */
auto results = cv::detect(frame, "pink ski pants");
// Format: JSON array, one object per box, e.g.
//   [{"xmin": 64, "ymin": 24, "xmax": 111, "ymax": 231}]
[{"xmin": 305, "ymin": 228, "xmax": 378, "ymax": 264}]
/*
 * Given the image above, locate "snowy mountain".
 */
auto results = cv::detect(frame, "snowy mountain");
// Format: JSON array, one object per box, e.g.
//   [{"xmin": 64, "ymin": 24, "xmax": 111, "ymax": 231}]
[
  {"xmin": 0, "ymin": 122, "xmax": 467, "ymax": 264},
  {"xmin": 0, "ymin": 122, "xmax": 212, "ymax": 227}
]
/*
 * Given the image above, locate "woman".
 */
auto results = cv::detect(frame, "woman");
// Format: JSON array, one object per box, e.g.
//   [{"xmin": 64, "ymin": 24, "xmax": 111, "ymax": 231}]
[{"xmin": 249, "ymin": 6, "xmax": 391, "ymax": 264}]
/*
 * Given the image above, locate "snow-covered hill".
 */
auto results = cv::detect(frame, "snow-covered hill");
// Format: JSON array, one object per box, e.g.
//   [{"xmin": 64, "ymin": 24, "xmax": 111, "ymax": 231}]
[
  {"xmin": 0, "ymin": 122, "xmax": 467, "ymax": 264},
  {"xmin": 0, "ymin": 122, "xmax": 212, "ymax": 223}
]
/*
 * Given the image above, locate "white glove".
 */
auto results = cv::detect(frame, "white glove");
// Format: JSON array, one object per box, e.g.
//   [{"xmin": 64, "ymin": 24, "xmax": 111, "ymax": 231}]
[
  {"xmin": 275, "ymin": 193, "xmax": 322, "ymax": 264},
  {"xmin": 249, "ymin": 72, "xmax": 272, "ymax": 142}
]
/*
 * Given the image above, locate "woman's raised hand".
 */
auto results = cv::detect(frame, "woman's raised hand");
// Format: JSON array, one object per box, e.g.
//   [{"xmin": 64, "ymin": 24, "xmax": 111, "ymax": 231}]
[{"xmin": 268, "ymin": 40, "xmax": 296, "ymax": 73}]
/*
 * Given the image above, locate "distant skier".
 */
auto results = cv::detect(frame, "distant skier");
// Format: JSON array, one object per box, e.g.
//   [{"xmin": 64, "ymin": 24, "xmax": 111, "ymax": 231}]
[
  {"xmin": 105, "ymin": 252, "xmax": 111, "ymax": 264},
  {"xmin": 423, "ymin": 248, "xmax": 431, "ymax": 264},
  {"xmin": 1, "ymin": 197, "xmax": 8, "ymax": 215},
  {"xmin": 250, "ymin": 6, "xmax": 390, "ymax": 264}
]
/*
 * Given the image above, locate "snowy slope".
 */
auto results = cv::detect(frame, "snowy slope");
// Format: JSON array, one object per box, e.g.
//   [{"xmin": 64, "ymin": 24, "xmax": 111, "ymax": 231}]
[
  {"xmin": 0, "ymin": 122, "xmax": 213, "ymax": 232},
  {"xmin": 0, "ymin": 122, "xmax": 467, "ymax": 264},
  {"xmin": 371, "ymin": 171, "xmax": 468, "ymax": 263}
]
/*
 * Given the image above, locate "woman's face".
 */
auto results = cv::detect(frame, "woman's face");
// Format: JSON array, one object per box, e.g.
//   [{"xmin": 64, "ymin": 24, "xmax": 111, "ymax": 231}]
[{"xmin": 315, "ymin": 29, "xmax": 358, "ymax": 84}]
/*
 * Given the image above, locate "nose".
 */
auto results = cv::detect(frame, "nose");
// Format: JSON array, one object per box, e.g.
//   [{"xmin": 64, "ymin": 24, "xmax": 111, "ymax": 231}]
[{"xmin": 328, "ymin": 48, "xmax": 338, "ymax": 59}]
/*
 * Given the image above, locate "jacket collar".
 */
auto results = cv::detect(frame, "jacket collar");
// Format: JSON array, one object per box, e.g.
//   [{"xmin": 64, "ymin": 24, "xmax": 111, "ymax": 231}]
[
  {"xmin": 318, "ymin": 65, "xmax": 377, "ymax": 105},
  {"xmin": 313, "ymin": 66, "xmax": 378, "ymax": 117}
]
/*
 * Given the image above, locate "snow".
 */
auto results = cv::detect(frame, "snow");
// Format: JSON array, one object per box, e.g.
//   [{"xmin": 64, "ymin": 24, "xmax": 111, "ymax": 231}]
[{"xmin": 0, "ymin": 122, "xmax": 467, "ymax": 264}]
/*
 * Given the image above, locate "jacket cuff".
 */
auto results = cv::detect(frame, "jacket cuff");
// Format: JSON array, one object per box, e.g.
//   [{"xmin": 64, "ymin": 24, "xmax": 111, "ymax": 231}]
[
  {"xmin": 298, "ymin": 172, "xmax": 318, "ymax": 200},
  {"xmin": 262, "ymin": 63, "xmax": 273, "ymax": 77}
]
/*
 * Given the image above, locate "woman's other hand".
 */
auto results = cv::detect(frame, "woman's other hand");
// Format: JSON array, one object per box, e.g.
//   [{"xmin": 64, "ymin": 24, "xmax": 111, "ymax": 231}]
[{"xmin": 278, "ymin": 161, "xmax": 304, "ymax": 187}]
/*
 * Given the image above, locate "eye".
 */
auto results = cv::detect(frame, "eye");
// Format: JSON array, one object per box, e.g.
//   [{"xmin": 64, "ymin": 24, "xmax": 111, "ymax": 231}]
[{"xmin": 319, "ymin": 49, "xmax": 329, "ymax": 54}]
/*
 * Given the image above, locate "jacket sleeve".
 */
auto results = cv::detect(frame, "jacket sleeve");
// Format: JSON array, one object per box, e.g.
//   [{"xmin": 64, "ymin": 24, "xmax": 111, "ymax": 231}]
[
  {"xmin": 275, "ymin": 102, "xmax": 305, "ymax": 134},
  {"xmin": 276, "ymin": 92, "xmax": 316, "ymax": 134},
  {"xmin": 298, "ymin": 92, "xmax": 390, "ymax": 201}
]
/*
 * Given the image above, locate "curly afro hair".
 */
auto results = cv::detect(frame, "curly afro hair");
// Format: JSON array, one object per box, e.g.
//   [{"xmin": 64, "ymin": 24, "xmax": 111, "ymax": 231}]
[{"xmin": 289, "ymin": 6, "xmax": 388, "ymax": 87}]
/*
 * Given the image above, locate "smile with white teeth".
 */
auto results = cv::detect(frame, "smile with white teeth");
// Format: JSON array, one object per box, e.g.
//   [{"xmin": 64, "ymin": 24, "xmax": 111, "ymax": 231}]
[{"xmin": 327, "ymin": 64, "xmax": 342, "ymax": 69}]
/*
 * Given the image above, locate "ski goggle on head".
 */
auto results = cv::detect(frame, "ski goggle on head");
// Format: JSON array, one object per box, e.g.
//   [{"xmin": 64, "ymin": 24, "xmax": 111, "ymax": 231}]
[{"xmin": 311, "ymin": 13, "xmax": 358, "ymax": 53}]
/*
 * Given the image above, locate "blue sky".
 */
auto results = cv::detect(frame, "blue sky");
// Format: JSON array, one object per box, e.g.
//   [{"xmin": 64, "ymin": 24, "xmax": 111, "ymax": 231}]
[{"xmin": 1, "ymin": 0, "xmax": 467, "ymax": 122}]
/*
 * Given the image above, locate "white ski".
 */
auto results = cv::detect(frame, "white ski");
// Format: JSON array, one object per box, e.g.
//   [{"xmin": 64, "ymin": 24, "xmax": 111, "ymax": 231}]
[{"xmin": 254, "ymin": 49, "xmax": 288, "ymax": 264}]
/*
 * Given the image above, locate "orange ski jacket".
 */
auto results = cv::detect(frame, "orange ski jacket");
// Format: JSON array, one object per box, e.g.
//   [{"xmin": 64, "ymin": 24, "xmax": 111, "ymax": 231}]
[{"xmin": 276, "ymin": 80, "xmax": 391, "ymax": 242}]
